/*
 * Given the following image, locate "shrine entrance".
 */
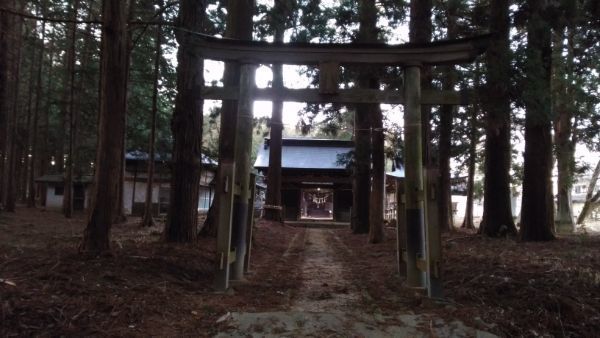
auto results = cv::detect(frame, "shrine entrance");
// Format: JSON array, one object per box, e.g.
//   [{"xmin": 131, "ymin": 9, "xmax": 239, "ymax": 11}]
[
  {"xmin": 301, "ymin": 188, "xmax": 334, "ymax": 221},
  {"xmin": 189, "ymin": 31, "xmax": 491, "ymax": 297}
]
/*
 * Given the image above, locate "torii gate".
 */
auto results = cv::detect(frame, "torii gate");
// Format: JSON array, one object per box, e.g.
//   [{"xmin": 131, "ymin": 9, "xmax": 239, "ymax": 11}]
[{"xmin": 191, "ymin": 32, "xmax": 490, "ymax": 297}]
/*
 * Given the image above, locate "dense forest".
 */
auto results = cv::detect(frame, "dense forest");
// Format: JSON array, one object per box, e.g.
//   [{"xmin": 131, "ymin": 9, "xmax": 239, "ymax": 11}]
[
  {"xmin": 1, "ymin": 0, "xmax": 600, "ymax": 336},
  {"xmin": 1, "ymin": 0, "xmax": 598, "ymax": 244}
]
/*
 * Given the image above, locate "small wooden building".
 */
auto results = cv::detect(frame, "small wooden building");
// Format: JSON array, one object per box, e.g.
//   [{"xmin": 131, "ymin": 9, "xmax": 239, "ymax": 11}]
[
  {"xmin": 35, "ymin": 175, "xmax": 93, "ymax": 210},
  {"xmin": 124, "ymin": 151, "xmax": 217, "ymax": 215},
  {"xmin": 35, "ymin": 152, "xmax": 217, "ymax": 215},
  {"xmin": 385, "ymin": 167, "xmax": 405, "ymax": 222},
  {"xmin": 254, "ymin": 138, "xmax": 353, "ymax": 222}
]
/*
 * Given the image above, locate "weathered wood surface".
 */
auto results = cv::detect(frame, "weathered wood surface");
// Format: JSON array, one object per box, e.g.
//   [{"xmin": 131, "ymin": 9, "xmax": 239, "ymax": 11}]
[
  {"xmin": 230, "ymin": 64, "xmax": 256, "ymax": 280},
  {"xmin": 403, "ymin": 65, "xmax": 426, "ymax": 288},
  {"xmin": 396, "ymin": 178, "xmax": 407, "ymax": 276},
  {"xmin": 202, "ymin": 86, "xmax": 471, "ymax": 105},
  {"xmin": 319, "ymin": 61, "xmax": 340, "ymax": 94},
  {"xmin": 188, "ymin": 32, "xmax": 490, "ymax": 66},
  {"xmin": 243, "ymin": 173, "xmax": 256, "ymax": 274},
  {"xmin": 425, "ymin": 167, "xmax": 442, "ymax": 297},
  {"xmin": 214, "ymin": 160, "xmax": 235, "ymax": 291}
]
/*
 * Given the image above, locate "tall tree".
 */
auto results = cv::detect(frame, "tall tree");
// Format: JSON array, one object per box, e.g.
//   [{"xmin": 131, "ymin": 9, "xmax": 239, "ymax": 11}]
[
  {"xmin": 356, "ymin": 0, "xmax": 384, "ymax": 243},
  {"xmin": 81, "ymin": 0, "xmax": 130, "ymax": 253},
  {"xmin": 63, "ymin": 0, "xmax": 81, "ymax": 218},
  {"xmin": 164, "ymin": 0, "xmax": 206, "ymax": 242},
  {"xmin": 520, "ymin": 0, "xmax": 555, "ymax": 241},
  {"xmin": 351, "ymin": 2, "xmax": 373, "ymax": 235},
  {"xmin": 0, "ymin": 3, "xmax": 9, "ymax": 206},
  {"xmin": 114, "ymin": 0, "xmax": 137, "ymax": 224},
  {"xmin": 201, "ymin": 0, "xmax": 254, "ymax": 237},
  {"xmin": 27, "ymin": 1, "xmax": 48, "ymax": 208},
  {"xmin": 3, "ymin": 0, "xmax": 26, "ymax": 212},
  {"xmin": 23, "ymin": 15, "xmax": 39, "ymax": 204},
  {"xmin": 141, "ymin": 1, "xmax": 163, "ymax": 228},
  {"xmin": 437, "ymin": 0, "xmax": 460, "ymax": 232},
  {"xmin": 551, "ymin": 1, "xmax": 581, "ymax": 233},
  {"xmin": 39, "ymin": 37, "xmax": 55, "ymax": 208},
  {"xmin": 552, "ymin": 25, "xmax": 576, "ymax": 233},
  {"xmin": 263, "ymin": 0, "xmax": 291, "ymax": 222},
  {"xmin": 479, "ymin": 0, "xmax": 517, "ymax": 236},
  {"xmin": 461, "ymin": 63, "xmax": 483, "ymax": 230}
]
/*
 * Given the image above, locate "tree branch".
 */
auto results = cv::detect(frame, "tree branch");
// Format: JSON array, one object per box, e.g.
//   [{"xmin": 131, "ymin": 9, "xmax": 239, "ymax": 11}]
[
  {"xmin": 0, "ymin": 7, "xmax": 176, "ymax": 27},
  {"xmin": 131, "ymin": 1, "xmax": 178, "ymax": 48},
  {"xmin": 0, "ymin": 7, "xmax": 102, "ymax": 24}
]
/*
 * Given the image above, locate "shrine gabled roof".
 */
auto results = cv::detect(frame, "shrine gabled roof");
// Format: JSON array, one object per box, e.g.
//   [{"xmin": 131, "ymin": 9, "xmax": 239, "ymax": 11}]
[{"xmin": 254, "ymin": 138, "xmax": 353, "ymax": 171}]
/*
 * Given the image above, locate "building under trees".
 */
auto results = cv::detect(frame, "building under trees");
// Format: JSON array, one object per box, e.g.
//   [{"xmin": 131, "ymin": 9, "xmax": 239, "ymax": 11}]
[{"xmin": 0, "ymin": 0, "xmax": 599, "ymax": 336}]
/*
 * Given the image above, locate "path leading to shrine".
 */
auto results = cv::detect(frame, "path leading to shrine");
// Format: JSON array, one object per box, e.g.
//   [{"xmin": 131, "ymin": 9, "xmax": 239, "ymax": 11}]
[
  {"xmin": 290, "ymin": 228, "xmax": 361, "ymax": 312},
  {"xmin": 216, "ymin": 228, "xmax": 495, "ymax": 337},
  {"xmin": 2, "ymin": 209, "xmax": 596, "ymax": 336}
]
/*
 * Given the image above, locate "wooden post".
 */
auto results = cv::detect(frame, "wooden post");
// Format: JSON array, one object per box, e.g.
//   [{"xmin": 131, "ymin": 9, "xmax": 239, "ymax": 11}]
[
  {"xmin": 403, "ymin": 65, "xmax": 426, "ymax": 288},
  {"xmin": 131, "ymin": 162, "xmax": 137, "ymax": 214},
  {"xmin": 396, "ymin": 178, "xmax": 406, "ymax": 276},
  {"xmin": 230, "ymin": 63, "xmax": 256, "ymax": 280},
  {"xmin": 214, "ymin": 160, "xmax": 236, "ymax": 291},
  {"xmin": 426, "ymin": 168, "xmax": 443, "ymax": 297},
  {"xmin": 319, "ymin": 61, "xmax": 340, "ymax": 95},
  {"xmin": 244, "ymin": 173, "xmax": 256, "ymax": 274}
]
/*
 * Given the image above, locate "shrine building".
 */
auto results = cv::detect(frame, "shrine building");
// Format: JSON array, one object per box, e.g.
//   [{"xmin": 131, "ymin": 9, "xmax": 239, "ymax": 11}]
[{"xmin": 254, "ymin": 138, "xmax": 353, "ymax": 223}]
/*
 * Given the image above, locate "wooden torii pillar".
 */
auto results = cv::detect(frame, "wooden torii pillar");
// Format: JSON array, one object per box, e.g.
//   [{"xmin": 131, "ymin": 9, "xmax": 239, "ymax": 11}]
[{"xmin": 190, "ymin": 32, "xmax": 491, "ymax": 296}]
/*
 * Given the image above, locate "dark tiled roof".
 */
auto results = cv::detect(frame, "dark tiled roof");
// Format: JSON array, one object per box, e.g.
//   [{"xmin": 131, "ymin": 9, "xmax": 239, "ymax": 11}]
[
  {"xmin": 254, "ymin": 138, "xmax": 353, "ymax": 170},
  {"xmin": 125, "ymin": 151, "xmax": 218, "ymax": 167},
  {"xmin": 35, "ymin": 174, "xmax": 94, "ymax": 184}
]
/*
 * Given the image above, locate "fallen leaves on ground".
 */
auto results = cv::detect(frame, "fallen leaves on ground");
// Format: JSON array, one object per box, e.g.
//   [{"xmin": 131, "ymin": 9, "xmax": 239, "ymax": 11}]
[{"xmin": 0, "ymin": 208, "xmax": 303, "ymax": 336}]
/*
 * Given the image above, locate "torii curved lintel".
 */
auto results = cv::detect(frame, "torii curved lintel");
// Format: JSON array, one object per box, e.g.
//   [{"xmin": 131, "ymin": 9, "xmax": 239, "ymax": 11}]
[{"xmin": 185, "ymin": 30, "xmax": 492, "ymax": 66}]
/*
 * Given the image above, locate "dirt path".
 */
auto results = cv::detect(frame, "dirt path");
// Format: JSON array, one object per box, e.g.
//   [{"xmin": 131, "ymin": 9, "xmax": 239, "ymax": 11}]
[
  {"xmin": 216, "ymin": 228, "xmax": 495, "ymax": 337},
  {"xmin": 290, "ymin": 228, "xmax": 361, "ymax": 312}
]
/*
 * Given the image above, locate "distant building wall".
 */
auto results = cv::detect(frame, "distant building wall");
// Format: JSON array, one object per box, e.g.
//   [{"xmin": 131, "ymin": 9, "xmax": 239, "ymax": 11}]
[
  {"xmin": 45, "ymin": 184, "xmax": 64, "ymax": 209},
  {"xmin": 123, "ymin": 180, "xmax": 214, "ymax": 215},
  {"xmin": 123, "ymin": 181, "xmax": 164, "ymax": 215},
  {"xmin": 43, "ymin": 183, "xmax": 91, "ymax": 210},
  {"xmin": 122, "ymin": 169, "xmax": 215, "ymax": 215}
]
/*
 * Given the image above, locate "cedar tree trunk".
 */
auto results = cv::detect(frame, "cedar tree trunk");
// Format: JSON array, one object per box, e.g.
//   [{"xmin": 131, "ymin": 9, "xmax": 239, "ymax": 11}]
[
  {"xmin": 479, "ymin": 0, "xmax": 517, "ymax": 237},
  {"xmin": 201, "ymin": 0, "xmax": 254, "ymax": 236},
  {"xmin": 0, "ymin": 6, "xmax": 8, "ymax": 205},
  {"xmin": 63, "ymin": 0, "xmax": 81, "ymax": 218},
  {"xmin": 461, "ymin": 76, "xmax": 480, "ymax": 230},
  {"xmin": 520, "ymin": 0, "xmax": 555, "ymax": 241},
  {"xmin": 39, "ymin": 41, "xmax": 55, "ymax": 207},
  {"xmin": 81, "ymin": 0, "xmax": 130, "ymax": 253},
  {"xmin": 264, "ymin": 0, "xmax": 288, "ymax": 222},
  {"xmin": 356, "ymin": 0, "xmax": 384, "ymax": 243},
  {"xmin": 141, "ymin": 19, "xmax": 162, "ymax": 228},
  {"xmin": 4, "ymin": 1, "xmax": 25, "ymax": 212},
  {"xmin": 552, "ymin": 27, "xmax": 575, "ymax": 233},
  {"xmin": 28, "ymin": 5, "xmax": 47, "ymax": 208},
  {"xmin": 164, "ymin": 0, "xmax": 206, "ymax": 242},
  {"xmin": 438, "ymin": 0, "xmax": 459, "ymax": 232}
]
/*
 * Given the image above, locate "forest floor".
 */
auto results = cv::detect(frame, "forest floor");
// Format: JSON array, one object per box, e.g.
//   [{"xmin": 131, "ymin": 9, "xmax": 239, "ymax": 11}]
[{"xmin": 1, "ymin": 208, "xmax": 599, "ymax": 337}]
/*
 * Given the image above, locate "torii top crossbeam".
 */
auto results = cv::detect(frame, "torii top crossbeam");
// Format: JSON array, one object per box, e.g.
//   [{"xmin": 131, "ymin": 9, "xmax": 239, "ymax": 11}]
[{"xmin": 187, "ymin": 31, "xmax": 491, "ymax": 66}]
